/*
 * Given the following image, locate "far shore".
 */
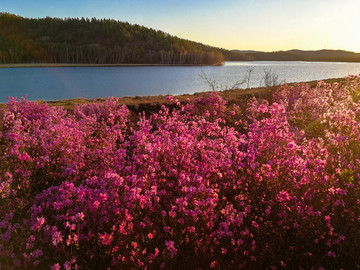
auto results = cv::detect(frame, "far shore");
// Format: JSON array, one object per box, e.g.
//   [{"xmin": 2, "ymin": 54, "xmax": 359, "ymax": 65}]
[
  {"xmin": 0, "ymin": 63, "xmax": 222, "ymax": 68},
  {"xmin": 2, "ymin": 60, "xmax": 360, "ymax": 68}
]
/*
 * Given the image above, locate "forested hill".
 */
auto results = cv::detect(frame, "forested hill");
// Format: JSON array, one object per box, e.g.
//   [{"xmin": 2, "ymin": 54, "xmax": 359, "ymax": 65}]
[
  {"xmin": 0, "ymin": 13, "xmax": 234, "ymax": 65},
  {"xmin": 232, "ymin": 49, "xmax": 360, "ymax": 62},
  {"xmin": 3, "ymin": 13, "xmax": 358, "ymax": 65}
]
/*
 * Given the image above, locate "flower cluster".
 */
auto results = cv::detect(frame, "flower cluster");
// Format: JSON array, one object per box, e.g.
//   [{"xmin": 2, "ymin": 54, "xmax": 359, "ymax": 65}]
[{"xmin": 1, "ymin": 76, "xmax": 360, "ymax": 269}]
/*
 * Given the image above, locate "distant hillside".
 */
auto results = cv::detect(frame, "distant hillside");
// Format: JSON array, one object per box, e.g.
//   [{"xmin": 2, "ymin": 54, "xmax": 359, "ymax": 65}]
[
  {"xmin": 0, "ymin": 13, "xmax": 227, "ymax": 65},
  {"xmin": 2, "ymin": 13, "xmax": 359, "ymax": 65},
  {"xmin": 231, "ymin": 49, "xmax": 360, "ymax": 62}
]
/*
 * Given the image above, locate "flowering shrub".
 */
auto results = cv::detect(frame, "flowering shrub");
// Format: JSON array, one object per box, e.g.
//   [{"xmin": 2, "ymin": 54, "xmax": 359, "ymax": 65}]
[{"xmin": 1, "ymin": 76, "xmax": 360, "ymax": 269}]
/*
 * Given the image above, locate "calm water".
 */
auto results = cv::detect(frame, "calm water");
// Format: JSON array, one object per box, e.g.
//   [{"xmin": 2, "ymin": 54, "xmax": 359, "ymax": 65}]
[{"xmin": 1, "ymin": 61, "xmax": 360, "ymax": 102}]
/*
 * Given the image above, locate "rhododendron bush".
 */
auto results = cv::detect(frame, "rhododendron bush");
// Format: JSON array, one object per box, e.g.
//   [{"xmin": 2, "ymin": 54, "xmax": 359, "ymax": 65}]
[{"xmin": 1, "ymin": 76, "xmax": 360, "ymax": 269}]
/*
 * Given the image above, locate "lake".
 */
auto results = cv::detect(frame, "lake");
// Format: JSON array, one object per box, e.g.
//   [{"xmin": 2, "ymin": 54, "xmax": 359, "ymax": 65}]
[{"xmin": 1, "ymin": 61, "xmax": 360, "ymax": 103}]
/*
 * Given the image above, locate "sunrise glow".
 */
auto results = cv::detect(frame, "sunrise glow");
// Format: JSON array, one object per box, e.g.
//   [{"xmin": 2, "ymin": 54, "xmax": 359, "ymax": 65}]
[{"xmin": 2, "ymin": 0, "xmax": 360, "ymax": 52}]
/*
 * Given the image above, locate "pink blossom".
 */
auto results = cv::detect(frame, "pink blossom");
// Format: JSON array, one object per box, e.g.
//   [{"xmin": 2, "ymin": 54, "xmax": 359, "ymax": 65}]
[
  {"xmin": 2, "ymin": 76, "xmax": 360, "ymax": 268},
  {"xmin": 51, "ymin": 263, "xmax": 61, "ymax": 270},
  {"xmin": 51, "ymin": 231, "xmax": 63, "ymax": 247}
]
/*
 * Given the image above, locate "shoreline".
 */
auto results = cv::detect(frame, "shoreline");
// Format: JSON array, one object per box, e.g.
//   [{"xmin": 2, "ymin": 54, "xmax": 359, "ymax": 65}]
[
  {"xmin": 2, "ymin": 60, "xmax": 360, "ymax": 68},
  {"xmin": 0, "ymin": 76, "xmax": 346, "ymax": 112},
  {"xmin": 0, "ymin": 77, "xmax": 346, "ymax": 110},
  {"xmin": 33, "ymin": 77, "xmax": 346, "ymax": 110},
  {"xmin": 0, "ymin": 63, "xmax": 221, "ymax": 68}
]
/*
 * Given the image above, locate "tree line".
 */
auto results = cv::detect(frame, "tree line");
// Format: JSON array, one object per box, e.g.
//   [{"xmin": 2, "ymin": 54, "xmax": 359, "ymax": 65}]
[
  {"xmin": 0, "ymin": 13, "xmax": 228, "ymax": 65},
  {"xmin": 231, "ymin": 49, "xmax": 360, "ymax": 62}
]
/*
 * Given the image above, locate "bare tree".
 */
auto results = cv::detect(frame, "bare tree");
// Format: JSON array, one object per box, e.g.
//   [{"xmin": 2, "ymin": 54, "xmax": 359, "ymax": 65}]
[
  {"xmin": 246, "ymin": 66, "xmax": 254, "ymax": 89},
  {"xmin": 199, "ymin": 70, "xmax": 222, "ymax": 91},
  {"xmin": 261, "ymin": 68, "xmax": 283, "ymax": 87},
  {"xmin": 199, "ymin": 70, "xmax": 246, "ymax": 92}
]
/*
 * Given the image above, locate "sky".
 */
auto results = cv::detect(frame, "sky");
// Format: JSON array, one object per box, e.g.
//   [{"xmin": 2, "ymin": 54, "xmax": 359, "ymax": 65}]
[{"xmin": 2, "ymin": 0, "xmax": 360, "ymax": 52}]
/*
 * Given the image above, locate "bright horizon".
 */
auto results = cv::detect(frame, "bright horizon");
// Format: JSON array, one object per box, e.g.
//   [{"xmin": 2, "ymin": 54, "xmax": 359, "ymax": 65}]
[{"xmin": 2, "ymin": 0, "xmax": 360, "ymax": 53}]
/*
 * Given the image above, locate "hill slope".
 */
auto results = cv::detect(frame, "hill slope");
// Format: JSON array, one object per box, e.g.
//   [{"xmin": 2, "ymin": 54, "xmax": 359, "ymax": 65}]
[
  {"xmin": 231, "ymin": 49, "xmax": 360, "ymax": 62},
  {"xmin": 2, "ymin": 13, "xmax": 359, "ymax": 65},
  {"xmin": 0, "ymin": 13, "xmax": 226, "ymax": 65}
]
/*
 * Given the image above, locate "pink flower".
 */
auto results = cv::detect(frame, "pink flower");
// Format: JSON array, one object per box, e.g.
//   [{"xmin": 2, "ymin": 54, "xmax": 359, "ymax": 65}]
[
  {"xmin": 63, "ymin": 261, "xmax": 71, "ymax": 270},
  {"xmin": 31, "ymin": 216, "xmax": 45, "ymax": 231},
  {"xmin": 99, "ymin": 232, "xmax": 113, "ymax": 245},
  {"xmin": 93, "ymin": 200, "xmax": 100, "ymax": 209},
  {"xmin": 165, "ymin": 240, "xmax": 175, "ymax": 250},
  {"xmin": 52, "ymin": 231, "xmax": 63, "ymax": 247},
  {"xmin": 276, "ymin": 190, "xmax": 290, "ymax": 202},
  {"xmin": 328, "ymin": 251, "xmax": 336, "ymax": 258},
  {"xmin": 51, "ymin": 263, "xmax": 61, "ymax": 270},
  {"xmin": 165, "ymin": 240, "xmax": 177, "ymax": 258},
  {"xmin": 74, "ymin": 212, "xmax": 85, "ymax": 221},
  {"xmin": 99, "ymin": 193, "xmax": 108, "ymax": 202}
]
